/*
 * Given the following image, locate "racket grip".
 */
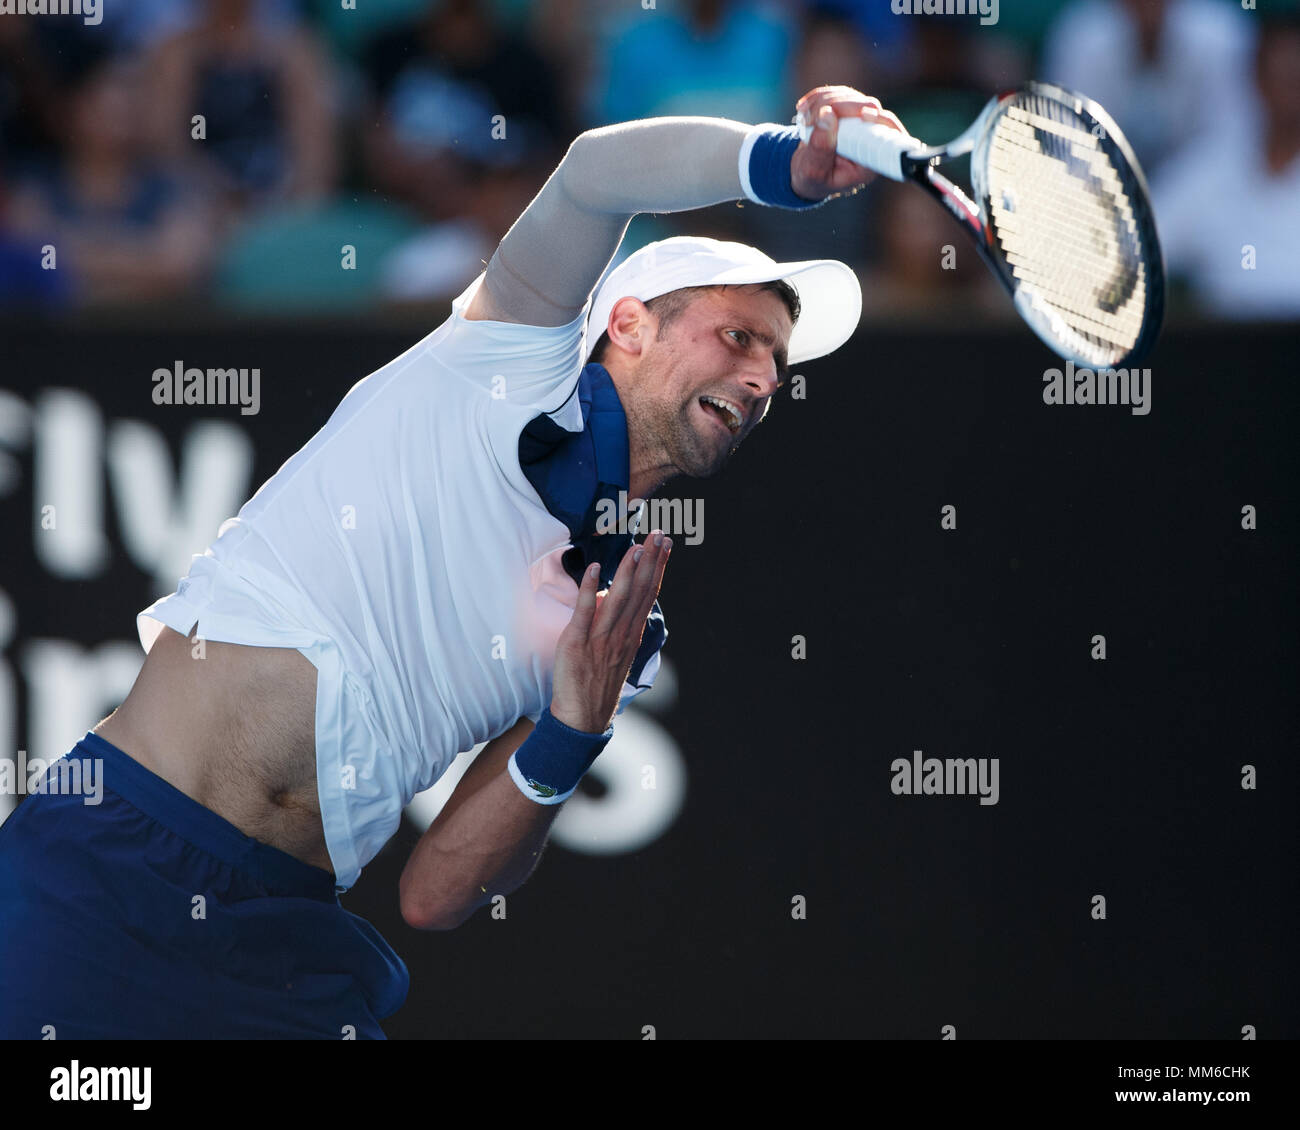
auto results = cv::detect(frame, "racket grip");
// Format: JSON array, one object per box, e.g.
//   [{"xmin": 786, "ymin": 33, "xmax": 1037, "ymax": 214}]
[{"xmin": 796, "ymin": 116, "xmax": 923, "ymax": 182}]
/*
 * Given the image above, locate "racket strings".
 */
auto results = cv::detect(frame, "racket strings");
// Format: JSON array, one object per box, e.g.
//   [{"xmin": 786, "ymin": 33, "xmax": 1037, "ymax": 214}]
[
  {"xmin": 993, "ymin": 113, "xmax": 1142, "ymax": 301},
  {"xmin": 982, "ymin": 98, "xmax": 1150, "ymax": 365},
  {"xmin": 991, "ymin": 120, "xmax": 1144, "ymax": 329}
]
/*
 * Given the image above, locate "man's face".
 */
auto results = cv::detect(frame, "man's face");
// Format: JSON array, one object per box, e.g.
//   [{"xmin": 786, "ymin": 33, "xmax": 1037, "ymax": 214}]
[{"xmin": 625, "ymin": 285, "xmax": 794, "ymax": 481}]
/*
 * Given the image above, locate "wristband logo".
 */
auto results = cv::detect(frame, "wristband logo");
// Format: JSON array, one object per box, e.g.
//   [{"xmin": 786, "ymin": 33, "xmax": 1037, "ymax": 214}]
[{"xmin": 527, "ymin": 778, "xmax": 558, "ymax": 798}]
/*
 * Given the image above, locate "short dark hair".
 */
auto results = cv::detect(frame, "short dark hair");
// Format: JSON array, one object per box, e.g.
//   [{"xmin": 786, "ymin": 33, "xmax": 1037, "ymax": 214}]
[{"xmin": 586, "ymin": 279, "xmax": 800, "ymax": 366}]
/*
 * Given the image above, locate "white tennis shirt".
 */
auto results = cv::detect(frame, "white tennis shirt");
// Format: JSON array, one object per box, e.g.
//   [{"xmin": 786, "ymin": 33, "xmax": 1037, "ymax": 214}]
[{"xmin": 138, "ymin": 273, "xmax": 659, "ymax": 890}]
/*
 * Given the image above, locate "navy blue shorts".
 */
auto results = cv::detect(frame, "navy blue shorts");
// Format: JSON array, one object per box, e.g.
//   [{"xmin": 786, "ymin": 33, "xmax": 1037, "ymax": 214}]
[{"xmin": 0, "ymin": 732, "xmax": 408, "ymax": 1039}]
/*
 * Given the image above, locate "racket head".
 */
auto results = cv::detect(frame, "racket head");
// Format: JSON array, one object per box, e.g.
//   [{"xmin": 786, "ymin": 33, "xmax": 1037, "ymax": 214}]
[{"xmin": 967, "ymin": 82, "xmax": 1165, "ymax": 369}]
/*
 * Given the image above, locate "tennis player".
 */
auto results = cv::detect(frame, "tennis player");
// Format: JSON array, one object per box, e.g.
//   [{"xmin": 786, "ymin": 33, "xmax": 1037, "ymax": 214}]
[{"xmin": 0, "ymin": 86, "xmax": 899, "ymax": 1038}]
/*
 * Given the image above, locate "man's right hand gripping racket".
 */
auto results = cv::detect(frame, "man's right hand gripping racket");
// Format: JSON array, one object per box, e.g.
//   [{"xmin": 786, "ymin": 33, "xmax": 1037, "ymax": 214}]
[{"xmin": 801, "ymin": 82, "xmax": 1164, "ymax": 367}]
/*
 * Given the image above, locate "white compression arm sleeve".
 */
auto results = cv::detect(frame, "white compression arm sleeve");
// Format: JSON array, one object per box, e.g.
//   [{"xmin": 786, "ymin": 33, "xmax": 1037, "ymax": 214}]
[{"xmin": 478, "ymin": 116, "xmax": 754, "ymax": 327}]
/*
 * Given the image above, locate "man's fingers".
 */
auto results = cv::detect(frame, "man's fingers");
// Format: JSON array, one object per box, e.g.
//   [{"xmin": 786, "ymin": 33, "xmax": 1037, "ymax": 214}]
[
  {"xmin": 617, "ymin": 533, "xmax": 671, "ymax": 635},
  {"xmin": 598, "ymin": 533, "xmax": 671, "ymax": 639},
  {"xmin": 798, "ymin": 89, "xmax": 882, "ymax": 130},
  {"xmin": 795, "ymin": 89, "xmax": 900, "ymax": 173},
  {"xmin": 813, "ymin": 104, "xmax": 837, "ymax": 148},
  {"xmin": 603, "ymin": 537, "xmax": 654, "ymax": 627},
  {"xmin": 585, "ymin": 540, "xmax": 644, "ymax": 634},
  {"xmin": 605, "ymin": 539, "xmax": 644, "ymax": 604},
  {"xmin": 812, "ymin": 104, "xmax": 905, "ymax": 147},
  {"xmin": 565, "ymin": 561, "xmax": 601, "ymax": 642},
  {"xmin": 644, "ymin": 535, "xmax": 671, "ymax": 610},
  {"xmin": 797, "ymin": 86, "xmax": 880, "ymax": 117},
  {"xmin": 862, "ymin": 106, "xmax": 906, "ymax": 134}
]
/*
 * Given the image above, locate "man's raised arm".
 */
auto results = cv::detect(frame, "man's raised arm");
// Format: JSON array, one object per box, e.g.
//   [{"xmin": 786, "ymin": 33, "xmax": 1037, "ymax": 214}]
[
  {"xmin": 464, "ymin": 89, "xmax": 904, "ymax": 326},
  {"xmin": 465, "ymin": 116, "xmax": 750, "ymax": 325}
]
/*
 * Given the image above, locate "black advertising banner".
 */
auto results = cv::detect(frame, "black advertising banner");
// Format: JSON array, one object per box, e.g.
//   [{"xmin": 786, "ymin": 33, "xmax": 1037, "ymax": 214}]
[{"xmin": 0, "ymin": 318, "xmax": 1296, "ymax": 1050}]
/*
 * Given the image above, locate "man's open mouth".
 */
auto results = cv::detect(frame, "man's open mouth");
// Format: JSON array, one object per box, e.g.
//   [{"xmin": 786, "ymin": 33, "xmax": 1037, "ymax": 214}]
[{"xmin": 698, "ymin": 395, "xmax": 743, "ymax": 435}]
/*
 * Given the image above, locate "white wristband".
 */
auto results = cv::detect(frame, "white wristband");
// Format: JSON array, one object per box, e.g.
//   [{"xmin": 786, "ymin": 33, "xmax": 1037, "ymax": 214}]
[{"xmin": 507, "ymin": 749, "xmax": 578, "ymax": 806}]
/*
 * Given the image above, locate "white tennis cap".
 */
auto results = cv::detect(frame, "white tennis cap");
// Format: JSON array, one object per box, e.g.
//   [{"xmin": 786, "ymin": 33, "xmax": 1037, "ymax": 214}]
[{"xmin": 587, "ymin": 236, "xmax": 862, "ymax": 366}]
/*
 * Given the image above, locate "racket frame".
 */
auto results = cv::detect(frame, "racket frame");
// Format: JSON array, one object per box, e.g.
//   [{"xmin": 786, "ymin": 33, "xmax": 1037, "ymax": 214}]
[{"xmin": 826, "ymin": 83, "xmax": 1166, "ymax": 367}]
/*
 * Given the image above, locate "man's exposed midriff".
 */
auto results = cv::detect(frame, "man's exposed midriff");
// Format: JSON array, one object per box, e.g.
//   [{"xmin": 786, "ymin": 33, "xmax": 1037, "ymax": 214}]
[{"xmin": 94, "ymin": 624, "xmax": 333, "ymax": 874}]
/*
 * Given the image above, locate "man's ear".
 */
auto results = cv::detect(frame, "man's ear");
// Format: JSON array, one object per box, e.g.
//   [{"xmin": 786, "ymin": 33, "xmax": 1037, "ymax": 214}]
[{"xmin": 605, "ymin": 296, "xmax": 653, "ymax": 357}]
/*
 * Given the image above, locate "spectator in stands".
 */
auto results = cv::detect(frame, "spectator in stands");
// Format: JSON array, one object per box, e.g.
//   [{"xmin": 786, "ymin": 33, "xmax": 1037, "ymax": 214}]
[
  {"xmin": 792, "ymin": 0, "xmax": 912, "ymax": 83},
  {"xmin": 1041, "ymin": 0, "xmax": 1256, "ymax": 178},
  {"xmin": 520, "ymin": 0, "xmax": 625, "ymax": 130},
  {"xmin": 361, "ymin": 0, "xmax": 564, "ymax": 221},
  {"xmin": 0, "ymin": 18, "xmax": 64, "ymax": 178},
  {"xmin": 376, "ymin": 159, "xmax": 536, "ymax": 303},
  {"xmin": 857, "ymin": 178, "xmax": 1006, "ymax": 319},
  {"xmin": 350, "ymin": 0, "xmax": 562, "ymax": 302},
  {"xmin": 587, "ymin": 0, "xmax": 794, "ymax": 127},
  {"xmin": 791, "ymin": 4, "xmax": 875, "ymax": 102},
  {"xmin": 5, "ymin": 57, "xmax": 216, "ymax": 306},
  {"xmin": 0, "ymin": 180, "xmax": 70, "ymax": 307},
  {"xmin": 144, "ymin": 0, "xmax": 337, "ymax": 209},
  {"xmin": 1151, "ymin": 11, "xmax": 1300, "ymax": 319},
  {"xmin": 885, "ymin": 16, "xmax": 1022, "ymax": 147}
]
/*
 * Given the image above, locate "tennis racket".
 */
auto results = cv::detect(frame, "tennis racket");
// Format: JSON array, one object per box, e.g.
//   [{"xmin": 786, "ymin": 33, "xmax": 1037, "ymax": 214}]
[{"xmin": 799, "ymin": 82, "xmax": 1164, "ymax": 368}]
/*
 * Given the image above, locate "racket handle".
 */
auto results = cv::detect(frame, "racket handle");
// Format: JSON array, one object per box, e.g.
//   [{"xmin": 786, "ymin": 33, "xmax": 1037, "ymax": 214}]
[{"xmin": 796, "ymin": 116, "xmax": 924, "ymax": 182}]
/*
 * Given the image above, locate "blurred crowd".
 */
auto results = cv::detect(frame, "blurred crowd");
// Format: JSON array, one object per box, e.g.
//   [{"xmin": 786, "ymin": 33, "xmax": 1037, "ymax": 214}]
[{"xmin": 0, "ymin": 0, "xmax": 1295, "ymax": 320}]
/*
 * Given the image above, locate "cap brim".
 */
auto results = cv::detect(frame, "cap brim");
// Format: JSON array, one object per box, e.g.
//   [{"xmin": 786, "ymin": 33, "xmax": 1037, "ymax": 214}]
[{"xmin": 704, "ymin": 258, "xmax": 862, "ymax": 365}]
